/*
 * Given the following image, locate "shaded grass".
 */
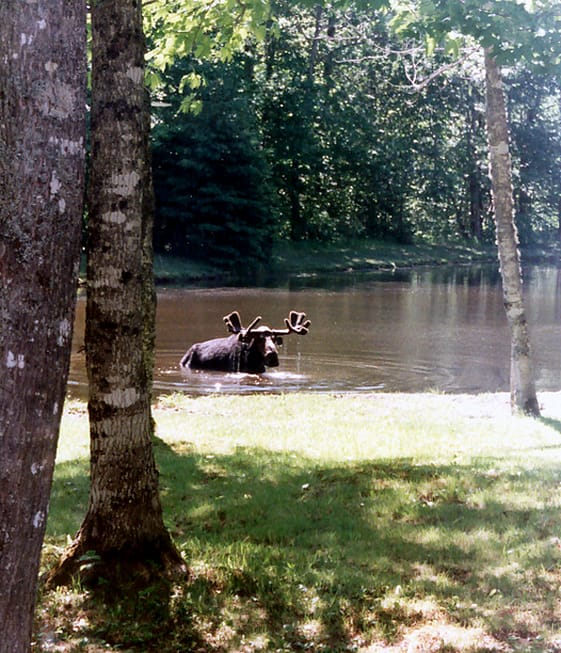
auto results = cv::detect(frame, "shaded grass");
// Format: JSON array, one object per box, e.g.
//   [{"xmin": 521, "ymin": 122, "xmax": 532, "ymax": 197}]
[
  {"xmin": 38, "ymin": 392, "xmax": 561, "ymax": 652},
  {"xmin": 150, "ymin": 239, "xmax": 500, "ymax": 285},
  {"xmin": 153, "ymin": 239, "xmax": 560, "ymax": 285},
  {"xmin": 270, "ymin": 239, "xmax": 497, "ymax": 276}
]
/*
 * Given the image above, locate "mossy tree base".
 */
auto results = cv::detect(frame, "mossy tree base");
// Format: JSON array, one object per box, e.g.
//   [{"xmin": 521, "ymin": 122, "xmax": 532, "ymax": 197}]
[{"xmin": 45, "ymin": 532, "xmax": 186, "ymax": 591}]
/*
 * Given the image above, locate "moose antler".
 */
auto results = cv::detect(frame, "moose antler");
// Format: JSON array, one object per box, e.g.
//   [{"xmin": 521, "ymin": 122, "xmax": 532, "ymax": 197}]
[
  {"xmin": 223, "ymin": 311, "xmax": 243, "ymax": 333},
  {"xmin": 224, "ymin": 310, "xmax": 310, "ymax": 338},
  {"xmin": 243, "ymin": 316, "xmax": 262, "ymax": 335},
  {"xmin": 223, "ymin": 311, "xmax": 262, "ymax": 336},
  {"xmin": 272, "ymin": 311, "xmax": 311, "ymax": 336}
]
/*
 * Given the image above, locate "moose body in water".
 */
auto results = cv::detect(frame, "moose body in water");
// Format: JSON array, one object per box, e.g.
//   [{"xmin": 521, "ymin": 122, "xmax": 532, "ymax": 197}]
[{"xmin": 180, "ymin": 310, "xmax": 311, "ymax": 374}]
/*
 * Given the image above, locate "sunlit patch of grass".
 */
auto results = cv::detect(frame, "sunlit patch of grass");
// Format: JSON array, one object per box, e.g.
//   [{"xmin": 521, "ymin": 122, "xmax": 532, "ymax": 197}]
[
  {"xmin": 39, "ymin": 392, "xmax": 561, "ymax": 652},
  {"xmin": 57, "ymin": 399, "xmax": 89, "ymax": 463}
]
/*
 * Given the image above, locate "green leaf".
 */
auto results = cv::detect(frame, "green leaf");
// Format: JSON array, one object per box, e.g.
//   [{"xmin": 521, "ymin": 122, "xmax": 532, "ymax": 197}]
[
  {"xmin": 425, "ymin": 34, "xmax": 437, "ymax": 57},
  {"xmin": 179, "ymin": 71, "xmax": 203, "ymax": 93},
  {"xmin": 444, "ymin": 34, "xmax": 461, "ymax": 58}
]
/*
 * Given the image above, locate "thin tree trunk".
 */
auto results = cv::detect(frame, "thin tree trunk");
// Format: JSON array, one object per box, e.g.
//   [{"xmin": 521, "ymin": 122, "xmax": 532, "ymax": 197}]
[
  {"xmin": 308, "ymin": 4, "xmax": 323, "ymax": 84},
  {"xmin": 46, "ymin": 0, "xmax": 183, "ymax": 587},
  {"xmin": 0, "ymin": 0, "xmax": 86, "ymax": 648},
  {"xmin": 142, "ymin": 88, "xmax": 158, "ymax": 390},
  {"xmin": 484, "ymin": 48, "xmax": 539, "ymax": 416},
  {"xmin": 466, "ymin": 86, "xmax": 484, "ymax": 240},
  {"xmin": 558, "ymin": 196, "xmax": 561, "ymax": 244}
]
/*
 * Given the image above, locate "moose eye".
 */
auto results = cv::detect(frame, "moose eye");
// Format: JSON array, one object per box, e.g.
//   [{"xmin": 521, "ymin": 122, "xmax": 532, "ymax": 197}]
[{"xmin": 275, "ymin": 336, "xmax": 283, "ymax": 346}]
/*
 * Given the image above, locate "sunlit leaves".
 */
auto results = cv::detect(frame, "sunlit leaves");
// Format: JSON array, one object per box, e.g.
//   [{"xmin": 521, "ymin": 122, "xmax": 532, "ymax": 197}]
[
  {"xmin": 145, "ymin": 0, "xmax": 272, "ymax": 74},
  {"xmin": 389, "ymin": 0, "xmax": 561, "ymax": 72}
]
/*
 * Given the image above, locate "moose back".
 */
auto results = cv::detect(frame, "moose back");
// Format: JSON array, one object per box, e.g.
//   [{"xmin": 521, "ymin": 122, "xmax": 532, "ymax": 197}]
[{"xmin": 180, "ymin": 311, "xmax": 311, "ymax": 374}]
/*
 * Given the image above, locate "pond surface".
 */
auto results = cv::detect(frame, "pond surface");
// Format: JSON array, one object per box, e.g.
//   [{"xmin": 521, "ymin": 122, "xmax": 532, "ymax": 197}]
[{"xmin": 67, "ymin": 265, "xmax": 561, "ymax": 398}]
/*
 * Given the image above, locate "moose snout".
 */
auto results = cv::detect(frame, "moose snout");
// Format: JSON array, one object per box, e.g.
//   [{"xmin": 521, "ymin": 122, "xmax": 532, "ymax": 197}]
[
  {"xmin": 265, "ymin": 351, "xmax": 280, "ymax": 367},
  {"xmin": 264, "ymin": 337, "xmax": 280, "ymax": 367}
]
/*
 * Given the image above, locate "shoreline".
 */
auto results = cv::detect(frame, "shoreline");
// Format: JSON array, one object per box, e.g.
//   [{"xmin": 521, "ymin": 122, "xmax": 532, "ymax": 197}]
[
  {"xmin": 63, "ymin": 389, "xmax": 561, "ymax": 421},
  {"xmin": 152, "ymin": 240, "xmax": 560, "ymax": 286}
]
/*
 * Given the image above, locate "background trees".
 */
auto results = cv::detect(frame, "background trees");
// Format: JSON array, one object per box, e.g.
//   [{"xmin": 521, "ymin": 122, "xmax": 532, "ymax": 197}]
[
  {"xmin": 0, "ymin": 0, "xmax": 86, "ymax": 649},
  {"xmin": 152, "ymin": 58, "xmax": 276, "ymax": 269},
  {"xmin": 386, "ymin": 0, "xmax": 561, "ymax": 413},
  {"xmin": 509, "ymin": 70, "xmax": 561, "ymax": 244},
  {"xmin": 148, "ymin": 1, "xmax": 561, "ymax": 266}
]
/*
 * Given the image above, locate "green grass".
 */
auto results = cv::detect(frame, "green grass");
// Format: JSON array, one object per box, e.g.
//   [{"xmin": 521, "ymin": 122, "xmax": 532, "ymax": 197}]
[
  {"xmin": 152, "ymin": 238, "xmax": 560, "ymax": 285},
  {"xmin": 150, "ymin": 239, "xmax": 500, "ymax": 285},
  {"xmin": 153, "ymin": 253, "xmax": 223, "ymax": 283},
  {"xmin": 270, "ymin": 239, "xmax": 497, "ymax": 276},
  {"xmin": 38, "ymin": 392, "xmax": 561, "ymax": 652}
]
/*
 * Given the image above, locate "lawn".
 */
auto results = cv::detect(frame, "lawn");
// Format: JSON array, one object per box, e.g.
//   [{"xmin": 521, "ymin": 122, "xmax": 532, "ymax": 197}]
[{"xmin": 37, "ymin": 391, "xmax": 561, "ymax": 652}]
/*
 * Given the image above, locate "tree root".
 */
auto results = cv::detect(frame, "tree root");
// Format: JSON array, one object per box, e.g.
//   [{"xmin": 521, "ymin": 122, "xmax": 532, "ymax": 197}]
[{"xmin": 44, "ymin": 532, "xmax": 186, "ymax": 592}]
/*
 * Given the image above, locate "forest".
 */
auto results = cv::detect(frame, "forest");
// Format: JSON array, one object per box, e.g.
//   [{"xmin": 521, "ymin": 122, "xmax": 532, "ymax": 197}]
[{"xmin": 148, "ymin": 2, "xmax": 561, "ymax": 270}]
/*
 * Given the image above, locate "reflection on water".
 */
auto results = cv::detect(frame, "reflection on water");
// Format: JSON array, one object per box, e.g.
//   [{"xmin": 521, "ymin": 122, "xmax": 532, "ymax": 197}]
[{"xmin": 67, "ymin": 264, "xmax": 561, "ymax": 398}]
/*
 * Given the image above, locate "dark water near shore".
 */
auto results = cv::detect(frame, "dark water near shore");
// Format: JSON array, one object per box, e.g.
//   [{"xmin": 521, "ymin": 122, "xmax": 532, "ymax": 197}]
[{"xmin": 67, "ymin": 265, "xmax": 561, "ymax": 398}]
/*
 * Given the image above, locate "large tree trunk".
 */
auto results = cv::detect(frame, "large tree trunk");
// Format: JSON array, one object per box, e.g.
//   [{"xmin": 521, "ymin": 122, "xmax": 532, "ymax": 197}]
[
  {"xmin": 0, "ymin": 1, "xmax": 86, "ymax": 649},
  {"xmin": 47, "ymin": 0, "xmax": 183, "ymax": 587},
  {"xmin": 484, "ymin": 48, "xmax": 539, "ymax": 416}
]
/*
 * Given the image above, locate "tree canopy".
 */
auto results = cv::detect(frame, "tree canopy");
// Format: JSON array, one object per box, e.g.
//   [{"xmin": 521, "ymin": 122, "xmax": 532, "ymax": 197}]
[{"xmin": 144, "ymin": 0, "xmax": 561, "ymax": 267}]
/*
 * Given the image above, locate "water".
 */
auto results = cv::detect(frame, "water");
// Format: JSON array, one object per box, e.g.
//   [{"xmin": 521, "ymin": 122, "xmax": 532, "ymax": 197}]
[{"xmin": 67, "ymin": 264, "xmax": 561, "ymax": 398}]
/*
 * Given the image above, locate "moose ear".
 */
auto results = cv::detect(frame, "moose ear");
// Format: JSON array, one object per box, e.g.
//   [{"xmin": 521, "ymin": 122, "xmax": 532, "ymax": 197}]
[{"xmin": 224, "ymin": 311, "xmax": 243, "ymax": 333}]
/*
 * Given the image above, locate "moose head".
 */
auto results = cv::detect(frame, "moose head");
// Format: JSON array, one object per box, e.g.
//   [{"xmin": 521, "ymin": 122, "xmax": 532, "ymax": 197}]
[{"xmin": 180, "ymin": 310, "xmax": 311, "ymax": 374}]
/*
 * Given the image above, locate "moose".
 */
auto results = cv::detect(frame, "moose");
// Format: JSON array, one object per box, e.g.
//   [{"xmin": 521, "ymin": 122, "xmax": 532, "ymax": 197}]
[{"xmin": 180, "ymin": 310, "xmax": 311, "ymax": 374}]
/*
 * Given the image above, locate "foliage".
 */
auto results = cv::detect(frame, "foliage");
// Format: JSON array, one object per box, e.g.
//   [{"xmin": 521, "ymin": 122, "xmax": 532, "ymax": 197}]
[
  {"xmin": 37, "ymin": 392, "xmax": 561, "ymax": 651},
  {"xmin": 146, "ymin": 0, "xmax": 561, "ymax": 268},
  {"xmin": 508, "ymin": 69, "xmax": 561, "ymax": 244},
  {"xmin": 144, "ymin": 0, "xmax": 273, "ymax": 74},
  {"xmin": 389, "ymin": 0, "xmax": 561, "ymax": 70},
  {"xmin": 151, "ymin": 57, "xmax": 277, "ymax": 269}
]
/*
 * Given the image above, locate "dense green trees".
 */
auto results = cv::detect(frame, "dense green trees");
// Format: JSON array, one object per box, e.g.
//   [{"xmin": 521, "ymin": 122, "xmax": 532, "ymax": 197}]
[
  {"xmin": 152, "ymin": 59, "xmax": 276, "ymax": 268},
  {"xmin": 148, "ymin": 2, "xmax": 561, "ymax": 266},
  {"xmin": 509, "ymin": 70, "xmax": 561, "ymax": 244}
]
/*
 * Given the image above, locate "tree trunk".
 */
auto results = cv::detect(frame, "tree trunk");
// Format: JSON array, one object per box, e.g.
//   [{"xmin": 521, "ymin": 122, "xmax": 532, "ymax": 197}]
[
  {"xmin": 466, "ymin": 86, "xmax": 484, "ymax": 240},
  {"xmin": 308, "ymin": 4, "xmax": 323, "ymax": 84},
  {"xmin": 46, "ymin": 0, "xmax": 183, "ymax": 588},
  {"xmin": 142, "ymin": 88, "xmax": 158, "ymax": 390},
  {"xmin": 0, "ymin": 1, "xmax": 86, "ymax": 649},
  {"xmin": 484, "ymin": 48, "xmax": 539, "ymax": 416},
  {"xmin": 557, "ymin": 196, "xmax": 561, "ymax": 244},
  {"xmin": 289, "ymin": 160, "xmax": 305, "ymax": 240}
]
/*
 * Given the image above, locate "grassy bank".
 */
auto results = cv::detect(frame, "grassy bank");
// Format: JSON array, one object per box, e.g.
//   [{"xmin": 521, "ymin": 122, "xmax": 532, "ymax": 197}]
[
  {"xmin": 269, "ymin": 240, "xmax": 498, "ymax": 276},
  {"xmin": 153, "ymin": 239, "xmax": 561, "ymax": 285},
  {"xmin": 37, "ymin": 391, "xmax": 561, "ymax": 652},
  {"xmin": 152, "ymin": 239, "xmax": 501, "ymax": 284}
]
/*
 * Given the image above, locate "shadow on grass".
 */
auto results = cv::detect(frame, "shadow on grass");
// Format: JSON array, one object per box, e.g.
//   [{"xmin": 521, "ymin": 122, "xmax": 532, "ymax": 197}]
[
  {"xmin": 45, "ymin": 437, "xmax": 561, "ymax": 652},
  {"xmin": 540, "ymin": 416, "xmax": 561, "ymax": 436}
]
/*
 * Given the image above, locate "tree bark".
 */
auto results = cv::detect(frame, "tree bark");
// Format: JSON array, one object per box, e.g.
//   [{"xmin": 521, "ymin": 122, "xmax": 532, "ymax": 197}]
[
  {"xmin": 308, "ymin": 4, "xmax": 323, "ymax": 84},
  {"xmin": 0, "ymin": 1, "xmax": 86, "ymax": 649},
  {"xmin": 484, "ymin": 48, "xmax": 539, "ymax": 416},
  {"xmin": 466, "ymin": 86, "xmax": 484, "ymax": 240},
  {"xmin": 46, "ymin": 0, "xmax": 183, "ymax": 587}
]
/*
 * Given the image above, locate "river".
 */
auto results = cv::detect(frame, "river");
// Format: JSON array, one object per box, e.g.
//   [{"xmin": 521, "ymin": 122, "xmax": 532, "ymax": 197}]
[{"xmin": 67, "ymin": 264, "xmax": 561, "ymax": 398}]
